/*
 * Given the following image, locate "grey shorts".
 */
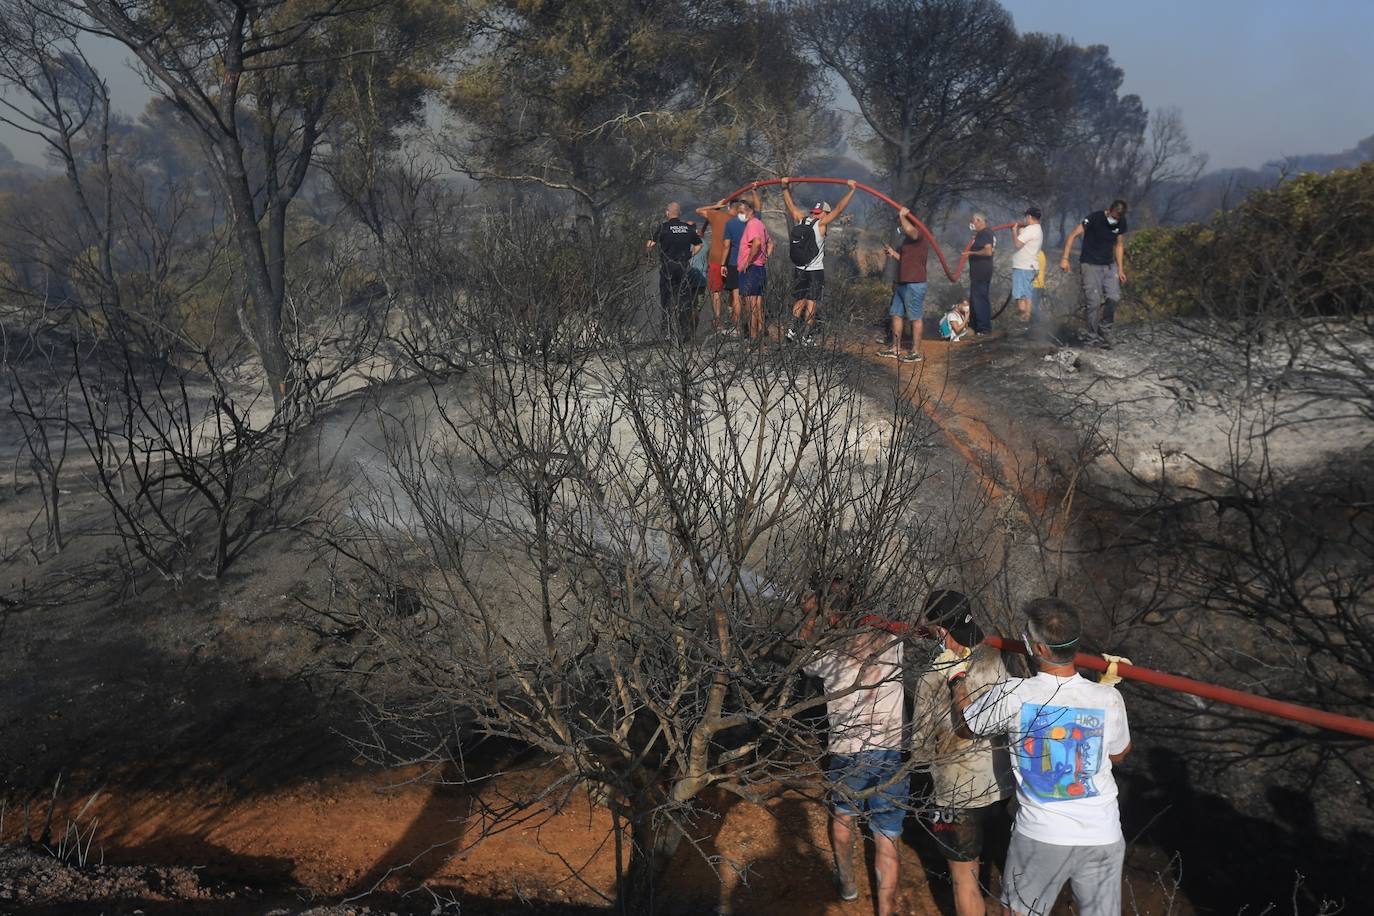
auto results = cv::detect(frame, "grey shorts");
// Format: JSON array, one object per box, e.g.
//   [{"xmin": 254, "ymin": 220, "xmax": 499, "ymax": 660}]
[
  {"xmin": 1080, "ymin": 262, "xmax": 1120, "ymax": 305},
  {"xmin": 1001, "ymin": 833, "xmax": 1124, "ymax": 916}
]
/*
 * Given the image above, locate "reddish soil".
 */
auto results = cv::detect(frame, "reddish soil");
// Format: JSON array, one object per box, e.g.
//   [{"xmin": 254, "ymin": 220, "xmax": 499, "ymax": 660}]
[
  {"xmin": 3, "ymin": 767, "xmax": 1185, "ymax": 915},
  {"xmin": 0, "ymin": 324, "xmax": 1186, "ymax": 914}
]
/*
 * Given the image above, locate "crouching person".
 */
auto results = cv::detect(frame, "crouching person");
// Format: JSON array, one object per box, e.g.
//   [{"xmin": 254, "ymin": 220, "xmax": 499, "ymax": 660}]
[
  {"xmin": 800, "ymin": 578, "xmax": 907, "ymax": 916},
  {"xmin": 912, "ymin": 590, "xmax": 1014, "ymax": 916}
]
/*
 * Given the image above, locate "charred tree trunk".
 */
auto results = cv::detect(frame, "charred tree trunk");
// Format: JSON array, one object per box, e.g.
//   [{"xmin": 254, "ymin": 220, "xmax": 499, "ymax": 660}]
[{"xmin": 621, "ymin": 811, "xmax": 686, "ymax": 915}]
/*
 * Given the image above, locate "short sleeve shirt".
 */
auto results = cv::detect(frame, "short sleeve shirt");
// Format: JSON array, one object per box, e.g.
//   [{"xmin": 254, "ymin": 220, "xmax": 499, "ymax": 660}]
[
  {"xmin": 655, "ymin": 218, "xmax": 700, "ymax": 267},
  {"xmin": 737, "ymin": 216, "xmax": 769, "ymax": 271},
  {"xmin": 804, "ymin": 633, "xmax": 905, "ymax": 757},
  {"xmin": 897, "ymin": 235, "xmax": 929, "ymax": 284},
  {"xmin": 912, "ymin": 646, "xmax": 1014, "ymax": 808},
  {"xmin": 1079, "ymin": 211, "xmax": 1127, "ymax": 266},
  {"xmin": 964, "ymin": 673, "xmax": 1130, "ymax": 846},
  {"xmin": 1011, "ymin": 224, "xmax": 1043, "ymax": 271},
  {"xmin": 969, "ymin": 227, "xmax": 995, "ymax": 281},
  {"xmin": 689, "ymin": 231, "xmax": 709, "ymax": 275},
  {"xmin": 723, "ymin": 217, "xmax": 747, "ymax": 269}
]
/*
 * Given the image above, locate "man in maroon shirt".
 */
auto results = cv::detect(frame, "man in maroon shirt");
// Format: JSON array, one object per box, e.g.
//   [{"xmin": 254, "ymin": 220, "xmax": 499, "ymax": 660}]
[{"xmin": 878, "ymin": 208, "xmax": 930, "ymax": 363}]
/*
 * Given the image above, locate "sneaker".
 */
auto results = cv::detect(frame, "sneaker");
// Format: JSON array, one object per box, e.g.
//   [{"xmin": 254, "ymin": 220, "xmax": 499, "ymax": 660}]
[
  {"xmin": 785, "ymin": 327, "xmax": 797, "ymax": 341},
  {"xmin": 801, "ymin": 335, "xmax": 817, "ymax": 348},
  {"xmin": 877, "ymin": 348, "xmax": 900, "ymax": 359},
  {"xmin": 900, "ymin": 352, "xmax": 923, "ymax": 363}
]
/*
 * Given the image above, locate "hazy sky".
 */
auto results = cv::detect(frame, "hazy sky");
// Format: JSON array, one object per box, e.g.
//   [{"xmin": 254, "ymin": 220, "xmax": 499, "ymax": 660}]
[
  {"xmin": 2, "ymin": 1, "xmax": 1371, "ymax": 171},
  {"xmin": 1003, "ymin": 0, "xmax": 1374, "ymax": 169}
]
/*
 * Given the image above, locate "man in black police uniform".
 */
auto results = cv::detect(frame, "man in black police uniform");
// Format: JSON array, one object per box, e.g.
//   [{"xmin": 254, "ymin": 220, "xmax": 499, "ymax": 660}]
[
  {"xmin": 1060, "ymin": 199, "xmax": 1129, "ymax": 348},
  {"xmin": 645, "ymin": 201, "xmax": 703, "ymax": 341}
]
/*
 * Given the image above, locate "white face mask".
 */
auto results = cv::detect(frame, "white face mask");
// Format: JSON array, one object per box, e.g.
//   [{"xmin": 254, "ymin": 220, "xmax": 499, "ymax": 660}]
[
  {"xmin": 968, "ymin": 222, "xmax": 977, "ymax": 232},
  {"xmin": 1106, "ymin": 215, "xmax": 1119, "ymax": 226},
  {"xmin": 737, "ymin": 213, "xmax": 748, "ymax": 222}
]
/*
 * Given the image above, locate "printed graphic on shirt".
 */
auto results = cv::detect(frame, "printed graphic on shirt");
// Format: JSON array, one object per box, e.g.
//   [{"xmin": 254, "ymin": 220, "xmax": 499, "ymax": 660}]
[{"xmin": 1016, "ymin": 704, "xmax": 1105, "ymax": 802}]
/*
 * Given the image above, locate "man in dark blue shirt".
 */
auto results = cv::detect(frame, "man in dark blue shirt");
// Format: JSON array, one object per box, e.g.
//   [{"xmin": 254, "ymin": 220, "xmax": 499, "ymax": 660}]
[
  {"xmin": 967, "ymin": 213, "xmax": 996, "ymax": 335},
  {"xmin": 1060, "ymin": 200, "xmax": 1129, "ymax": 347}
]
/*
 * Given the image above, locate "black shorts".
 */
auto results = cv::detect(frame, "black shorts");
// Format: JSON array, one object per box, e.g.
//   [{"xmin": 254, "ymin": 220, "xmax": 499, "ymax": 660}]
[
  {"xmin": 724, "ymin": 264, "xmax": 741, "ymax": 291},
  {"xmin": 792, "ymin": 268, "xmax": 825, "ymax": 304},
  {"xmin": 923, "ymin": 801, "xmax": 1009, "ymax": 863}
]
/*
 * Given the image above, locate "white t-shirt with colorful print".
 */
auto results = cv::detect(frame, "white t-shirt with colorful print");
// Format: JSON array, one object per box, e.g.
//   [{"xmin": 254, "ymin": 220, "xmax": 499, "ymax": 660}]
[{"xmin": 964, "ymin": 672, "xmax": 1130, "ymax": 846}]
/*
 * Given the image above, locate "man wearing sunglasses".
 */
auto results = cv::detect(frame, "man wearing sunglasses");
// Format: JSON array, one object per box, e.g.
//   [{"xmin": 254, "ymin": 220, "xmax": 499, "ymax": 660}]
[{"xmin": 949, "ymin": 598, "xmax": 1132, "ymax": 916}]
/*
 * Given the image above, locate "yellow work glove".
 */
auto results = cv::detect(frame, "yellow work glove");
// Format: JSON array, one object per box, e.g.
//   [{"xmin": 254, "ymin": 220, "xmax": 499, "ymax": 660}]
[
  {"xmin": 934, "ymin": 646, "xmax": 972, "ymax": 682},
  {"xmin": 1100, "ymin": 653, "xmax": 1133, "ymax": 687}
]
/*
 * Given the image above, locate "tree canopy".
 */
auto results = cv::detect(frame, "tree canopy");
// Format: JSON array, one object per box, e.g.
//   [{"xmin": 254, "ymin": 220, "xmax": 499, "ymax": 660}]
[{"xmin": 796, "ymin": 0, "xmax": 1072, "ymax": 214}]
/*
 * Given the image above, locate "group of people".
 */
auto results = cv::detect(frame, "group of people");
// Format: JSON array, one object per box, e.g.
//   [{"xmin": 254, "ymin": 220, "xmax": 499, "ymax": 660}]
[
  {"xmin": 802, "ymin": 587, "xmax": 1133, "ymax": 916},
  {"xmin": 646, "ymin": 180, "xmax": 862, "ymax": 346},
  {"xmin": 647, "ymin": 182, "xmax": 1131, "ymax": 355}
]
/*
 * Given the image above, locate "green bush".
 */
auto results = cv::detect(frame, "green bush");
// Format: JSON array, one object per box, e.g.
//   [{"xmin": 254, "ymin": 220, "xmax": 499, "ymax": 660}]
[
  {"xmin": 1127, "ymin": 163, "xmax": 1374, "ymax": 319},
  {"xmin": 843, "ymin": 276, "xmax": 893, "ymax": 317},
  {"xmin": 1125, "ymin": 225, "xmax": 1208, "ymax": 319}
]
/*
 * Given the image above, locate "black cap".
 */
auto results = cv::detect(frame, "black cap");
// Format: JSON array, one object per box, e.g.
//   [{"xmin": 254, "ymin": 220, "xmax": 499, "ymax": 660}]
[
  {"xmin": 922, "ymin": 589, "xmax": 983, "ymax": 647},
  {"xmin": 1024, "ymin": 206, "xmax": 1042, "ymax": 220}
]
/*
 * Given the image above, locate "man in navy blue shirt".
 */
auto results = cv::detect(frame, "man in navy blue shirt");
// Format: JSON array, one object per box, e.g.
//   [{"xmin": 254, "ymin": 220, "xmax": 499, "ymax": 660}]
[
  {"xmin": 1060, "ymin": 200, "xmax": 1129, "ymax": 348},
  {"xmin": 967, "ymin": 213, "xmax": 996, "ymax": 335}
]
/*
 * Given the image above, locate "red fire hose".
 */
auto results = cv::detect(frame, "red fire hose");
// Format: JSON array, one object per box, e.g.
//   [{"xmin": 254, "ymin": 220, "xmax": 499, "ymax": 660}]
[
  {"xmin": 776, "ymin": 172, "xmax": 1372, "ymax": 741},
  {"xmin": 720, "ymin": 177, "xmax": 1016, "ymax": 282},
  {"xmin": 980, "ymin": 635, "xmax": 1374, "ymax": 740},
  {"xmin": 846, "ymin": 615, "xmax": 1374, "ymax": 740}
]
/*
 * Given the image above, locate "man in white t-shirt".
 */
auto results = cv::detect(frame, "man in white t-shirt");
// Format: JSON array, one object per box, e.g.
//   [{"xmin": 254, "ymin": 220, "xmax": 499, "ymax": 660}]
[
  {"xmin": 800, "ymin": 578, "xmax": 907, "ymax": 916},
  {"xmin": 1010, "ymin": 207, "xmax": 1044, "ymax": 325},
  {"xmin": 951, "ymin": 597, "xmax": 1132, "ymax": 916}
]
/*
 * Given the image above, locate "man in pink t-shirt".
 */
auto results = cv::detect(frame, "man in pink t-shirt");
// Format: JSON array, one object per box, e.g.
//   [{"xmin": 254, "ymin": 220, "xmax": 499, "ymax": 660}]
[{"xmin": 735, "ymin": 196, "xmax": 772, "ymax": 341}]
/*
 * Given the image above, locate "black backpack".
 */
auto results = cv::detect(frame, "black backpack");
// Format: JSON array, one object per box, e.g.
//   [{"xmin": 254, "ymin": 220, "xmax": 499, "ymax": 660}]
[{"xmin": 789, "ymin": 217, "xmax": 820, "ymax": 267}]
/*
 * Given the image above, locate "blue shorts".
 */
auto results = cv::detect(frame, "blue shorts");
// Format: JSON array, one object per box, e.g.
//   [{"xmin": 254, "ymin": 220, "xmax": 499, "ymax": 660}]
[
  {"xmin": 827, "ymin": 750, "xmax": 908, "ymax": 838},
  {"xmin": 1012, "ymin": 268, "xmax": 1036, "ymax": 300},
  {"xmin": 741, "ymin": 264, "xmax": 767, "ymax": 297},
  {"xmin": 889, "ymin": 282, "xmax": 926, "ymax": 321}
]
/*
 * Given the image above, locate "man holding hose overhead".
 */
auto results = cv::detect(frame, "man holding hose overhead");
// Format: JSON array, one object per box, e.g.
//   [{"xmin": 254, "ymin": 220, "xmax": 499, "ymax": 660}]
[
  {"xmin": 780, "ymin": 177, "xmax": 858, "ymax": 345},
  {"xmin": 878, "ymin": 207, "xmax": 929, "ymax": 362}
]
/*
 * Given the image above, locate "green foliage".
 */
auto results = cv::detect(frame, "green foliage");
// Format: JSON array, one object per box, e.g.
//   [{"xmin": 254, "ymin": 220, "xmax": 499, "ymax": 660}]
[
  {"xmin": 798, "ymin": 0, "xmax": 1072, "ymax": 213},
  {"xmin": 445, "ymin": 0, "xmax": 770, "ymax": 221},
  {"xmin": 1123, "ymin": 224, "xmax": 1207, "ymax": 318},
  {"xmin": 1126, "ymin": 163, "xmax": 1374, "ymax": 319},
  {"xmin": 844, "ymin": 276, "xmax": 894, "ymax": 318}
]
